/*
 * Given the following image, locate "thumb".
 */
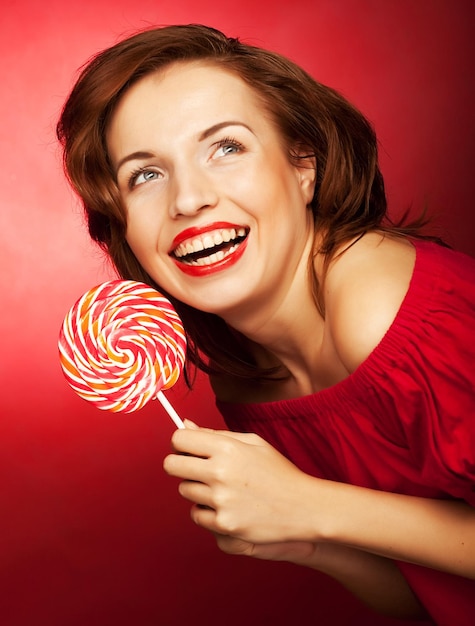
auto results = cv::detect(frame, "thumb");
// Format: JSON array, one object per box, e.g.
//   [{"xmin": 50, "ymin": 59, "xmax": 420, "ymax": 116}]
[{"xmin": 183, "ymin": 418, "xmax": 200, "ymax": 430}]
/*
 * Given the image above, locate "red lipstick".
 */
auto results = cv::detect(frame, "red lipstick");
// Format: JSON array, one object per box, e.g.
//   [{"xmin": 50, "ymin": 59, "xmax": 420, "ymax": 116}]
[{"xmin": 171, "ymin": 226, "xmax": 249, "ymax": 277}]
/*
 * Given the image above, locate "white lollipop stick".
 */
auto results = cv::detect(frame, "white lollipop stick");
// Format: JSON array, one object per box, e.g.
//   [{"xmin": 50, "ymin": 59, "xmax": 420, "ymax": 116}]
[{"xmin": 157, "ymin": 391, "xmax": 185, "ymax": 429}]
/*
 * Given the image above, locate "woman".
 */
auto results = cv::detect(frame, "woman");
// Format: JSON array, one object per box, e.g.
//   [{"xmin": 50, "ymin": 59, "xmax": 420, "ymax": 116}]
[{"xmin": 57, "ymin": 24, "xmax": 475, "ymax": 623}]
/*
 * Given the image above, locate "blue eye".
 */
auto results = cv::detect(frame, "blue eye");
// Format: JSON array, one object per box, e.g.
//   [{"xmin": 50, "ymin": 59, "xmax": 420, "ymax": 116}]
[
  {"xmin": 129, "ymin": 168, "xmax": 160, "ymax": 188},
  {"xmin": 220, "ymin": 144, "xmax": 239, "ymax": 155},
  {"xmin": 214, "ymin": 137, "xmax": 244, "ymax": 157}
]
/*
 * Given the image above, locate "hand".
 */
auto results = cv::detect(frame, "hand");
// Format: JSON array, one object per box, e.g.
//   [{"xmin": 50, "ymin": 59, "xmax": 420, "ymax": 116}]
[
  {"xmin": 163, "ymin": 422, "xmax": 319, "ymax": 544},
  {"xmin": 214, "ymin": 534, "xmax": 318, "ymax": 564}
]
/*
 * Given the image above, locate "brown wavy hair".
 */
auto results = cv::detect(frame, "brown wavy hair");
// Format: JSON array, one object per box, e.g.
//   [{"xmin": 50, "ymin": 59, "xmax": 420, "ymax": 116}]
[{"xmin": 57, "ymin": 23, "xmax": 428, "ymax": 385}]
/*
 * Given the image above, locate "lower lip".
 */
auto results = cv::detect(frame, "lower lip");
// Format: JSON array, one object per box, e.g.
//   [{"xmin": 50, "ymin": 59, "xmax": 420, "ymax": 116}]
[{"xmin": 172, "ymin": 237, "xmax": 248, "ymax": 277}]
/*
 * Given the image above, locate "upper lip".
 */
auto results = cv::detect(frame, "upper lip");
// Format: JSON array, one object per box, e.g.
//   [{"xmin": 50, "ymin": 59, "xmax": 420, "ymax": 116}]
[{"xmin": 170, "ymin": 221, "xmax": 248, "ymax": 258}]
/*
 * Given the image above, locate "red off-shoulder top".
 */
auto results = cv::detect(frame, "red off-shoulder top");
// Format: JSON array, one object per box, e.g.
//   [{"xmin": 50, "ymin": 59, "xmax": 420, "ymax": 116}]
[{"xmin": 217, "ymin": 240, "xmax": 475, "ymax": 625}]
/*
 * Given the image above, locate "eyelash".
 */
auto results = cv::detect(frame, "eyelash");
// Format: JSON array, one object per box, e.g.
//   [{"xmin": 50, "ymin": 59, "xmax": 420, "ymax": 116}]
[
  {"xmin": 127, "ymin": 167, "xmax": 157, "ymax": 189},
  {"xmin": 214, "ymin": 136, "xmax": 244, "ymax": 155}
]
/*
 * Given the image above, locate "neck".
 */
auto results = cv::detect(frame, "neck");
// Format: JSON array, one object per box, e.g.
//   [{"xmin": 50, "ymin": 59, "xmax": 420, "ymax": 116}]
[{"xmin": 222, "ymin": 244, "xmax": 327, "ymax": 395}]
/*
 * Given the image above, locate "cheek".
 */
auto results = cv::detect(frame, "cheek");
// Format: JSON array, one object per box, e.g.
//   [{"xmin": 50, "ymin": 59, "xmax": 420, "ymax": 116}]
[
  {"xmin": 124, "ymin": 217, "xmax": 142, "ymax": 254},
  {"xmin": 125, "ymin": 219, "xmax": 154, "ymax": 264},
  {"xmin": 125, "ymin": 217, "xmax": 170, "ymax": 275},
  {"xmin": 231, "ymin": 165, "xmax": 285, "ymax": 211},
  {"xmin": 125, "ymin": 201, "xmax": 158, "ymax": 242}
]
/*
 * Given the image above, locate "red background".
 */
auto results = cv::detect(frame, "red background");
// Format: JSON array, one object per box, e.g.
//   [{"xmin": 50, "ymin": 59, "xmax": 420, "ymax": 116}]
[{"xmin": 1, "ymin": 1, "xmax": 473, "ymax": 624}]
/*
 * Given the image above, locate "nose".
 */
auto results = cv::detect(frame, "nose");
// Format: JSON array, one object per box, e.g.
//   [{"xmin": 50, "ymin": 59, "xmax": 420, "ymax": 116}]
[{"xmin": 169, "ymin": 164, "xmax": 218, "ymax": 218}]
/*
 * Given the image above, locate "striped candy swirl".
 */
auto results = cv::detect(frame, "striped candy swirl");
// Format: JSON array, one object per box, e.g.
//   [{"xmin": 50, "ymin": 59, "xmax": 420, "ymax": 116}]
[{"xmin": 59, "ymin": 280, "xmax": 186, "ymax": 413}]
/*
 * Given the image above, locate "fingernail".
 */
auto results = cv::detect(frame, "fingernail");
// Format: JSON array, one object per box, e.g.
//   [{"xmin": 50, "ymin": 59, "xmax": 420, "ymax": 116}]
[{"xmin": 184, "ymin": 418, "xmax": 199, "ymax": 429}]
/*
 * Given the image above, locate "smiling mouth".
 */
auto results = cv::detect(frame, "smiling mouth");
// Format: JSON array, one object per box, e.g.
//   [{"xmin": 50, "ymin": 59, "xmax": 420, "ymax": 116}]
[{"xmin": 171, "ymin": 227, "xmax": 249, "ymax": 267}]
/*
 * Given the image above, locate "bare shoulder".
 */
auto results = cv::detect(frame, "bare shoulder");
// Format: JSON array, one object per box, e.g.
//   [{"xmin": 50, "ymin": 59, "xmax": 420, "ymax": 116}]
[{"xmin": 324, "ymin": 233, "xmax": 416, "ymax": 373}]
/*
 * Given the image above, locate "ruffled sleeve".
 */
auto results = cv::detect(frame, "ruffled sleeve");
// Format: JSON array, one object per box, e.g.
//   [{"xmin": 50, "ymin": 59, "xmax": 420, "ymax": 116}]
[
  {"xmin": 355, "ymin": 241, "xmax": 475, "ymax": 505},
  {"xmin": 218, "ymin": 241, "xmax": 475, "ymax": 503}
]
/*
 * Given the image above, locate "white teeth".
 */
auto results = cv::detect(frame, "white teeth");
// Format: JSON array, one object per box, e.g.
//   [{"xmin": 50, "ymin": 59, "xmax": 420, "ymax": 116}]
[
  {"xmin": 202, "ymin": 234, "xmax": 214, "ymax": 249},
  {"xmin": 192, "ymin": 238, "xmax": 204, "ymax": 252},
  {"xmin": 187, "ymin": 243, "xmax": 239, "ymax": 267},
  {"xmin": 173, "ymin": 227, "xmax": 247, "ymax": 259}
]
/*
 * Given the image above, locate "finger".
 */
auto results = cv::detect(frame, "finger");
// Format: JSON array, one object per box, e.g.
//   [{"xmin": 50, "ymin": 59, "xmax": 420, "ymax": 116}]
[
  {"xmin": 190, "ymin": 502, "xmax": 219, "ymax": 531},
  {"xmin": 170, "ymin": 428, "xmax": 210, "ymax": 457},
  {"xmin": 171, "ymin": 427, "xmax": 241, "ymax": 458},
  {"xmin": 178, "ymin": 480, "xmax": 213, "ymax": 507},
  {"xmin": 182, "ymin": 424, "xmax": 263, "ymax": 446},
  {"xmin": 214, "ymin": 430, "xmax": 264, "ymax": 445},
  {"xmin": 163, "ymin": 452, "xmax": 210, "ymax": 481},
  {"xmin": 214, "ymin": 534, "xmax": 255, "ymax": 556}
]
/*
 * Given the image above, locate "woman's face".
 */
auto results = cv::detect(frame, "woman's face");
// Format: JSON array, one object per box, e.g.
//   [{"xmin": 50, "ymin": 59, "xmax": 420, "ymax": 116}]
[{"xmin": 106, "ymin": 61, "xmax": 315, "ymax": 325}]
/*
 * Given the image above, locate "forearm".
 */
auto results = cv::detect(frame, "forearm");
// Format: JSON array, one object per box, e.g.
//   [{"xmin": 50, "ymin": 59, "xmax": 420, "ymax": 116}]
[
  {"xmin": 165, "ymin": 427, "xmax": 475, "ymax": 578},
  {"xmin": 215, "ymin": 535, "xmax": 427, "ymax": 620},
  {"xmin": 310, "ymin": 479, "xmax": 475, "ymax": 579},
  {"xmin": 299, "ymin": 543, "xmax": 428, "ymax": 620}
]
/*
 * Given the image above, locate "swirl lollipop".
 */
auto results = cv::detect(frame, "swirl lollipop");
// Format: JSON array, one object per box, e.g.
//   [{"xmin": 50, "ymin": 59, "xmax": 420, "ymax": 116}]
[{"xmin": 58, "ymin": 280, "xmax": 186, "ymax": 428}]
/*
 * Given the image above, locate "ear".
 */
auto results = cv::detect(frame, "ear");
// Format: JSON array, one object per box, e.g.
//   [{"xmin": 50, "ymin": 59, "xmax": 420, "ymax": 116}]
[{"xmin": 292, "ymin": 147, "xmax": 317, "ymax": 205}]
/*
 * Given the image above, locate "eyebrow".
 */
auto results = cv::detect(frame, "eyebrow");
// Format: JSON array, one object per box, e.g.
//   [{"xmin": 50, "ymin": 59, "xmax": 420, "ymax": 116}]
[
  {"xmin": 115, "ymin": 121, "xmax": 253, "ymax": 173},
  {"xmin": 198, "ymin": 120, "xmax": 253, "ymax": 140},
  {"xmin": 115, "ymin": 151, "xmax": 156, "ymax": 174}
]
